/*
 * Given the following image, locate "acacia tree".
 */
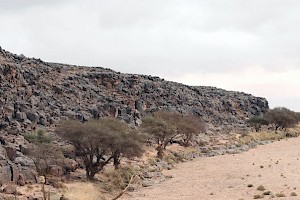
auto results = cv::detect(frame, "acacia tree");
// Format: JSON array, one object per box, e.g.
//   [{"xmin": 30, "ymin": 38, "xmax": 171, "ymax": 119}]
[
  {"xmin": 57, "ymin": 118, "xmax": 144, "ymax": 180},
  {"xmin": 247, "ymin": 116, "xmax": 270, "ymax": 132},
  {"xmin": 111, "ymin": 131, "xmax": 145, "ymax": 169},
  {"xmin": 142, "ymin": 111, "xmax": 206, "ymax": 158},
  {"xmin": 265, "ymin": 107, "xmax": 298, "ymax": 131},
  {"xmin": 100, "ymin": 118, "xmax": 145, "ymax": 169},
  {"xmin": 142, "ymin": 113, "xmax": 177, "ymax": 159},
  {"xmin": 175, "ymin": 115, "xmax": 205, "ymax": 147},
  {"xmin": 152, "ymin": 111, "xmax": 205, "ymax": 147}
]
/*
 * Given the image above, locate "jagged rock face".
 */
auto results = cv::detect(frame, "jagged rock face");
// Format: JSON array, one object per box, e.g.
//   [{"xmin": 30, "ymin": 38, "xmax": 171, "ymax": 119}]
[
  {"xmin": 0, "ymin": 47, "xmax": 268, "ymax": 132},
  {"xmin": 0, "ymin": 47, "xmax": 269, "ymax": 185}
]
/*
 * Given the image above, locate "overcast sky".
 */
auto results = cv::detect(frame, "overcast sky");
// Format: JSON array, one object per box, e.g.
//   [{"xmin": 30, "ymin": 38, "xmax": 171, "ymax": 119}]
[{"xmin": 0, "ymin": 0, "xmax": 299, "ymax": 111}]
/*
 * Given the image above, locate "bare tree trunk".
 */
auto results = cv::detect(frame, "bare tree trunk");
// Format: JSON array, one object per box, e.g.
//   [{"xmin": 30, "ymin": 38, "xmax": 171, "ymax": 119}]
[
  {"xmin": 113, "ymin": 151, "xmax": 121, "ymax": 169},
  {"xmin": 86, "ymin": 164, "xmax": 104, "ymax": 180},
  {"xmin": 156, "ymin": 145, "xmax": 164, "ymax": 159}
]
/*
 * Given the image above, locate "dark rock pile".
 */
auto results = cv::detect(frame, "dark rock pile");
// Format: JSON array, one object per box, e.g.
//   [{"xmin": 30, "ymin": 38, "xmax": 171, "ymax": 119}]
[{"xmin": 0, "ymin": 47, "xmax": 269, "ymax": 186}]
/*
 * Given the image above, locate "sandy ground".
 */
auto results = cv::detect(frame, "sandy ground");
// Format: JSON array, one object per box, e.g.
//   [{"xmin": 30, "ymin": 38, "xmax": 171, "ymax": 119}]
[
  {"xmin": 60, "ymin": 182, "xmax": 102, "ymax": 200},
  {"xmin": 121, "ymin": 137, "xmax": 300, "ymax": 200}
]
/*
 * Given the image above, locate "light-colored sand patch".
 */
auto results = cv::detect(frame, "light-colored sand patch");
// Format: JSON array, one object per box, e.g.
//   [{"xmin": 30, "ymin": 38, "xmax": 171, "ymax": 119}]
[
  {"xmin": 121, "ymin": 137, "xmax": 300, "ymax": 200},
  {"xmin": 61, "ymin": 182, "xmax": 102, "ymax": 200}
]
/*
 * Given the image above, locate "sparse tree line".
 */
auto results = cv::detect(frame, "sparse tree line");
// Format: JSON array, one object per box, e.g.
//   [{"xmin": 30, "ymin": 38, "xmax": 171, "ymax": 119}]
[
  {"xmin": 25, "ymin": 107, "xmax": 300, "ymax": 182},
  {"xmin": 247, "ymin": 107, "xmax": 300, "ymax": 132},
  {"xmin": 26, "ymin": 111, "xmax": 205, "ymax": 181}
]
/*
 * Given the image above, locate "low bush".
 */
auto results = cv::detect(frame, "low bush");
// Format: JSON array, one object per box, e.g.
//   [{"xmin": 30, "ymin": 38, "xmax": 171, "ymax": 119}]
[
  {"xmin": 102, "ymin": 166, "xmax": 138, "ymax": 192},
  {"xmin": 291, "ymin": 192, "xmax": 297, "ymax": 196},
  {"xmin": 257, "ymin": 185, "xmax": 266, "ymax": 191},
  {"xmin": 24, "ymin": 129, "xmax": 52, "ymax": 144}
]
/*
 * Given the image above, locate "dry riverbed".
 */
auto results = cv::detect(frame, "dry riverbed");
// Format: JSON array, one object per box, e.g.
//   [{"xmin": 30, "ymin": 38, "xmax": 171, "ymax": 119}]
[{"xmin": 121, "ymin": 137, "xmax": 300, "ymax": 200}]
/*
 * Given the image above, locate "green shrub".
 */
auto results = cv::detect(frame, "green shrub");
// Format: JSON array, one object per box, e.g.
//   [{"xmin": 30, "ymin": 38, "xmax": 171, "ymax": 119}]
[
  {"xmin": 147, "ymin": 158, "xmax": 159, "ymax": 166},
  {"xmin": 247, "ymin": 116, "xmax": 269, "ymax": 132},
  {"xmin": 163, "ymin": 154, "xmax": 177, "ymax": 165},
  {"xmin": 24, "ymin": 130, "xmax": 52, "ymax": 144}
]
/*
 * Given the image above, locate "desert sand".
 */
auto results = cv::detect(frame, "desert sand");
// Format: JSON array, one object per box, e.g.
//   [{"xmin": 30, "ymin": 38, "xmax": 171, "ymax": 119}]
[{"xmin": 121, "ymin": 137, "xmax": 300, "ymax": 200}]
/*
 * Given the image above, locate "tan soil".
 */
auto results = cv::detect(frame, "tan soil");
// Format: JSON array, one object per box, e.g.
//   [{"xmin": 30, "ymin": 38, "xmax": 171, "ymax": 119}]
[
  {"xmin": 121, "ymin": 137, "xmax": 300, "ymax": 200},
  {"xmin": 59, "ymin": 182, "xmax": 102, "ymax": 200}
]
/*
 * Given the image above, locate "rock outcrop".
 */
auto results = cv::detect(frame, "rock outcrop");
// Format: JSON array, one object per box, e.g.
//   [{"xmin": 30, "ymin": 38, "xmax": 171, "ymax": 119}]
[{"xmin": 0, "ymin": 46, "xmax": 269, "ymax": 185}]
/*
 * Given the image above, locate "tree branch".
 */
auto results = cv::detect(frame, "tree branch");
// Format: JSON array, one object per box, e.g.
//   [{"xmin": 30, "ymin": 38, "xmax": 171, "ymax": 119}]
[{"xmin": 111, "ymin": 175, "xmax": 136, "ymax": 200}]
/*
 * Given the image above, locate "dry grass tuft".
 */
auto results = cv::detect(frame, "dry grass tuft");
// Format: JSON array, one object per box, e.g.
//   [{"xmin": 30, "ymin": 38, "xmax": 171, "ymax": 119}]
[
  {"xmin": 238, "ymin": 131, "xmax": 285, "ymax": 145},
  {"xmin": 237, "ymin": 124, "xmax": 300, "ymax": 145},
  {"xmin": 101, "ymin": 166, "xmax": 138, "ymax": 192}
]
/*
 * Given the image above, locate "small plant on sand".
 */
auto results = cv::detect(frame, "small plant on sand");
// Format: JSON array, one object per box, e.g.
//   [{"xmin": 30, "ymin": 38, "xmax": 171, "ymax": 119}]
[
  {"xmin": 163, "ymin": 154, "xmax": 177, "ymax": 165},
  {"xmin": 257, "ymin": 185, "xmax": 266, "ymax": 191},
  {"xmin": 253, "ymin": 194, "xmax": 263, "ymax": 199},
  {"xmin": 276, "ymin": 192, "xmax": 286, "ymax": 197},
  {"xmin": 291, "ymin": 192, "xmax": 297, "ymax": 196},
  {"xmin": 172, "ymin": 151, "xmax": 187, "ymax": 162},
  {"xmin": 263, "ymin": 191, "xmax": 271, "ymax": 195},
  {"xmin": 147, "ymin": 158, "xmax": 159, "ymax": 166}
]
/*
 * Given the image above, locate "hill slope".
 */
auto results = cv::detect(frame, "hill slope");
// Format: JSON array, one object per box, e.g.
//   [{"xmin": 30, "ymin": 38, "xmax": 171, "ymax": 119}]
[
  {"xmin": 0, "ymin": 47, "xmax": 268, "ymax": 133},
  {"xmin": 0, "ymin": 46, "xmax": 268, "ymax": 186}
]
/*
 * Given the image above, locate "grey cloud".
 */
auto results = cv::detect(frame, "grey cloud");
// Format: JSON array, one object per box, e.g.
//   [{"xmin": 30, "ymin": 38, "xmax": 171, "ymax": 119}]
[{"xmin": 0, "ymin": 0, "xmax": 299, "ymax": 110}]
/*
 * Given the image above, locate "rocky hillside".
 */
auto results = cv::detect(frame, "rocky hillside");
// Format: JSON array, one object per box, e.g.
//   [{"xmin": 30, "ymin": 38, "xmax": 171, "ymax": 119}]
[{"xmin": 0, "ymin": 46, "xmax": 269, "ymax": 186}]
